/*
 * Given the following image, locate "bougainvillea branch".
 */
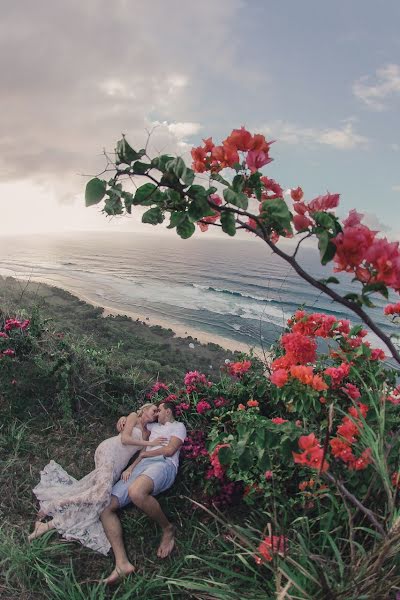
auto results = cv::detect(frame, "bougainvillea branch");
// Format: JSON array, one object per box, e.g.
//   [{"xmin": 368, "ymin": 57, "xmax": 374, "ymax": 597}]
[{"xmin": 85, "ymin": 127, "xmax": 400, "ymax": 364}]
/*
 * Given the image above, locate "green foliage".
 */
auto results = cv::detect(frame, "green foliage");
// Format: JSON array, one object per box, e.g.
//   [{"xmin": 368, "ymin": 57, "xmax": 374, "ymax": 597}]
[{"xmin": 84, "ymin": 178, "xmax": 106, "ymax": 207}]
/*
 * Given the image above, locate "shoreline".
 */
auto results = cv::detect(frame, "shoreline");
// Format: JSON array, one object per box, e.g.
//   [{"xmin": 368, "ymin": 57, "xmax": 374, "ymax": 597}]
[{"xmin": 1, "ymin": 273, "xmax": 263, "ymax": 356}]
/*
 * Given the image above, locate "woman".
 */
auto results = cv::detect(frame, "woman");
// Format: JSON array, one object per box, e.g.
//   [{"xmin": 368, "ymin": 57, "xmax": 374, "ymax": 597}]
[{"xmin": 28, "ymin": 403, "xmax": 166, "ymax": 555}]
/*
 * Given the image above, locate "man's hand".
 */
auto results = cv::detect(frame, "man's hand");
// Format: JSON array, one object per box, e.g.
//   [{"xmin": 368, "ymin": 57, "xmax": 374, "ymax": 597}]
[{"xmin": 117, "ymin": 416, "xmax": 127, "ymax": 433}]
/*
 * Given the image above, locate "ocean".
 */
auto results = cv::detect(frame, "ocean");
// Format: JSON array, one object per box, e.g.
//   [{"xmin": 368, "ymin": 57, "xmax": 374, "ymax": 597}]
[{"xmin": 0, "ymin": 231, "xmax": 397, "ymax": 355}]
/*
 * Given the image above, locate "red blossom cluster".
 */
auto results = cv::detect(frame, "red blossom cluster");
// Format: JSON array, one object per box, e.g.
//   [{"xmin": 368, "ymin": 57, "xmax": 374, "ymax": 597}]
[
  {"xmin": 333, "ymin": 210, "xmax": 400, "ymax": 292},
  {"xmin": 330, "ymin": 403, "xmax": 372, "ymax": 470},
  {"xmin": 191, "ymin": 127, "xmax": 273, "ymax": 174},
  {"xmin": 227, "ymin": 360, "xmax": 252, "ymax": 377},
  {"xmin": 291, "ymin": 192, "xmax": 340, "ymax": 232},
  {"xmin": 293, "ymin": 433, "xmax": 329, "ymax": 472},
  {"xmin": 254, "ymin": 534, "xmax": 287, "ymax": 564},
  {"xmin": 384, "ymin": 302, "xmax": 400, "ymax": 319},
  {"xmin": 196, "ymin": 399, "xmax": 212, "ymax": 414},
  {"xmin": 147, "ymin": 381, "xmax": 169, "ymax": 398},
  {"xmin": 208, "ymin": 444, "xmax": 230, "ymax": 480}
]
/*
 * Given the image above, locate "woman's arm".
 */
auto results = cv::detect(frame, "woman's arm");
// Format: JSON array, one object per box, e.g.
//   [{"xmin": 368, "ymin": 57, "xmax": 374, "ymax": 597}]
[
  {"xmin": 120, "ymin": 413, "xmax": 167, "ymax": 447},
  {"xmin": 135, "ymin": 436, "xmax": 184, "ymax": 459}
]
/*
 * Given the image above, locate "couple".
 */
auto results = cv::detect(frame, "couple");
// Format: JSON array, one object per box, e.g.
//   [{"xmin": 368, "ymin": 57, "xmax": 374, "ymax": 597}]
[{"xmin": 29, "ymin": 400, "xmax": 186, "ymax": 584}]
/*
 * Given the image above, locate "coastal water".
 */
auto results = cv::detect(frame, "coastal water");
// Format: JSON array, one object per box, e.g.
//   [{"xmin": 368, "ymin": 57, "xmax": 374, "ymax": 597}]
[{"xmin": 0, "ymin": 231, "xmax": 397, "ymax": 353}]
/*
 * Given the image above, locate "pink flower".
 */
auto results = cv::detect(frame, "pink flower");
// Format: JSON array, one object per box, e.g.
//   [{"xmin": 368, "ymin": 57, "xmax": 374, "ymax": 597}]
[
  {"xmin": 271, "ymin": 417, "xmax": 288, "ymax": 424},
  {"xmin": 291, "ymin": 187, "xmax": 303, "ymax": 201},
  {"xmin": 225, "ymin": 127, "xmax": 253, "ymax": 151},
  {"xmin": 246, "ymin": 149, "xmax": 272, "ymax": 173},
  {"xmin": 196, "ymin": 400, "xmax": 212, "ymax": 414},
  {"xmin": 214, "ymin": 397, "xmax": 228, "ymax": 408},
  {"xmin": 293, "ymin": 214, "xmax": 313, "ymax": 232},
  {"xmin": 264, "ymin": 470, "xmax": 273, "ymax": 480},
  {"xmin": 384, "ymin": 302, "xmax": 400, "ymax": 315},
  {"xmin": 370, "ymin": 348, "xmax": 385, "ymax": 361},
  {"xmin": 0, "ymin": 332, "xmax": 9, "ymax": 338},
  {"xmin": 307, "ymin": 193, "xmax": 340, "ymax": 212},
  {"xmin": 341, "ymin": 383, "xmax": 361, "ymax": 400},
  {"xmin": 2, "ymin": 349, "xmax": 15, "ymax": 357},
  {"xmin": 270, "ymin": 369, "xmax": 288, "ymax": 387}
]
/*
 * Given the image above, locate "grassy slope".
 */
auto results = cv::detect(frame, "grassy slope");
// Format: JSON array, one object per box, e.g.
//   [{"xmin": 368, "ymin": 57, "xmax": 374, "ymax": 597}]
[{"xmin": 0, "ymin": 277, "xmax": 266, "ymax": 600}]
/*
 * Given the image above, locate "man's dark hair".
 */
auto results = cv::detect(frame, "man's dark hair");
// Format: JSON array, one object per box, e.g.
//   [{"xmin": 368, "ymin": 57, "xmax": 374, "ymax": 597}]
[{"xmin": 160, "ymin": 401, "xmax": 177, "ymax": 417}]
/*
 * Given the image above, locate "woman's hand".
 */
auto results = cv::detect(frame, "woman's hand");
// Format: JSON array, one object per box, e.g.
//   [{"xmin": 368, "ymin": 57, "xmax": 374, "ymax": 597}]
[
  {"xmin": 149, "ymin": 436, "xmax": 168, "ymax": 447},
  {"xmin": 117, "ymin": 416, "xmax": 127, "ymax": 433},
  {"xmin": 121, "ymin": 466, "xmax": 133, "ymax": 482}
]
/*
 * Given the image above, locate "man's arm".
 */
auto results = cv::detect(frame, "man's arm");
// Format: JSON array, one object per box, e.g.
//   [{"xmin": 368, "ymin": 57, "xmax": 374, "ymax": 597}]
[{"xmin": 140, "ymin": 436, "xmax": 183, "ymax": 459}]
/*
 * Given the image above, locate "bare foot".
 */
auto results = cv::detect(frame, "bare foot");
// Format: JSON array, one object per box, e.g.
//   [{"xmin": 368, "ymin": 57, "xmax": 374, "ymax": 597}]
[
  {"xmin": 28, "ymin": 520, "xmax": 55, "ymax": 541},
  {"xmin": 101, "ymin": 563, "xmax": 135, "ymax": 585},
  {"xmin": 157, "ymin": 524, "xmax": 176, "ymax": 559}
]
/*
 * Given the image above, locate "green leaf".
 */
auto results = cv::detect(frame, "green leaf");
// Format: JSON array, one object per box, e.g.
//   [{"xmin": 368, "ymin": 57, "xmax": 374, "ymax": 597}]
[
  {"xmin": 121, "ymin": 191, "xmax": 134, "ymax": 214},
  {"xmin": 344, "ymin": 292, "xmax": 363, "ymax": 306},
  {"xmin": 131, "ymin": 161, "xmax": 151, "ymax": 175},
  {"xmin": 238, "ymin": 447, "xmax": 254, "ymax": 471},
  {"xmin": 318, "ymin": 231, "xmax": 336, "ymax": 265},
  {"xmin": 348, "ymin": 324, "xmax": 363, "ymax": 337},
  {"xmin": 232, "ymin": 174, "xmax": 244, "ymax": 193},
  {"xmin": 167, "ymin": 211, "xmax": 186, "ymax": 229},
  {"xmin": 313, "ymin": 211, "xmax": 335, "ymax": 229},
  {"xmin": 220, "ymin": 211, "xmax": 236, "ymax": 236},
  {"xmin": 85, "ymin": 178, "xmax": 106, "ymax": 207},
  {"xmin": 187, "ymin": 184, "xmax": 207, "ymax": 200},
  {"xmin": 176, "ymin": 216, "xmax": 195, "ymax": 239},
  {"xmin": 134, "ymin": 183, "xmax": 161, "ymax": 205},
  {"xmin": 141, "ymin": 206, "xmax": 164, "ymax": 225},
  {"xmin": 166, "ymin": 157, "xmax": 194, "ymax": 186},
  {"xmin": 318, "ymin": 276, "xmax": 340, "ymax": 285},
  {"xmin": 218, "ymin": 446, "xmax": 233, "ymax": 466},
  {"xmin": 211, "ymin": 172, "xmax": 230, "ymax": 187},
  {"xmin": 223, "ymin": 188, "xmax": 248, "ymax": 209},
  {"xmin": 151, "ymin": 154, "xmax": 175, "ymax": 172},
  {"xmin": 260, "ymin": 198, "xmax": 292, "ymax": 233},
  {"xmin": 116, "ymin": 136, "xmax": 144, "ymax": 164},
  {"xmin": 362, "ymin": 282, "xmax": 389, "ymax": 299},
  {"xmin": 188, "ymin": 198, "xmax": 215, "ymax": 222}
]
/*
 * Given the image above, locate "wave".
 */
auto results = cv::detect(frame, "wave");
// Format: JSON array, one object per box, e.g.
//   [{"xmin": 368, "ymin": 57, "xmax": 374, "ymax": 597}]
[{"xmin": 191, "ymin": 283, "xmax": 273, "ymax": 303}]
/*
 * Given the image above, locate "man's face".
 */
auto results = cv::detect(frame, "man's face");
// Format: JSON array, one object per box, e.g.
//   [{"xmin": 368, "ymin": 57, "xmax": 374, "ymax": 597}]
[{"xmin": 157, "ymin": 403, "xmax": 169, "ymax": 424}]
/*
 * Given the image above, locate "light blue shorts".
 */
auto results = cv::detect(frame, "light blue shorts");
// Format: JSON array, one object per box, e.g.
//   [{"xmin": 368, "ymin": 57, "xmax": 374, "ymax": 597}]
[{"xmin": 112, "ymin": 456, "xmax": 177, "ymax": 508}]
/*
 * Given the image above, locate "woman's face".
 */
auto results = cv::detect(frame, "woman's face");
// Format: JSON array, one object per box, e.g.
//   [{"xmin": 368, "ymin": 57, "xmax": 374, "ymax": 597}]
[{"xmin": 144, "ymin": 405, "xmax": 159, "ymax": 422}]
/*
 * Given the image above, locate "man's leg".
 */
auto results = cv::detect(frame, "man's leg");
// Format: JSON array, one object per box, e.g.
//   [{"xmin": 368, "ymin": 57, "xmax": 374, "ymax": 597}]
[
  {"xmin": 100, "ymin": 495, "xmax": 135, "ymax": 583},
  {"xmin": 128, "ymin": 474, "xmax": 175, "ymax": 558}
]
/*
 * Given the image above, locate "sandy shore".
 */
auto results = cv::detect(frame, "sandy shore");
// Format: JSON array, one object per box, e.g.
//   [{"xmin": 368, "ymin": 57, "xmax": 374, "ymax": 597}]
[{"xmin": 2, "ymin": 273, "xmax": 264, "ymax": 356}]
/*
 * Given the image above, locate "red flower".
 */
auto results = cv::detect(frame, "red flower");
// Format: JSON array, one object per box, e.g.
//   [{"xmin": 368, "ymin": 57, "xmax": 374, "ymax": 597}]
[
  {"xmin": 225, "ymin": 127, "xmax": 253, "ymax": 151},
  {"xmin": 270, "ymin": 368, "xmax": 288, "ymax": 387},
  {"xmin": 293, "ymin": 434, "xmax": 329, "ymax": 472},
  {"xmin": 384, "ymin": 302, "xmax": 400, "ymax": 315},
  {"xmin": 254, "ymin": 535, "xmax": 287, "ymax": 564},
  {"xmin": 247, "ymin": 399, "xmax": 259, "ymax": 408},
  {"xmin": 271, "ymin": 417, "xmax": 288, "ymax": 424},
  {"xmin": 228, "ymin": 360, "xmax": 252, "ymax": 377},
  {"xmin": 246, "ymin": 149, "xmax": 272, "ymax": 173},
  {"xmin": 290, "ymin": 186, "xmax": 303, "ymax": 201}
]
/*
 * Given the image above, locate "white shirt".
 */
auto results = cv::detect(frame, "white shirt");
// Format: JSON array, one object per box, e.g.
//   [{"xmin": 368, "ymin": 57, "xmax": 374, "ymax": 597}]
[{"xmin": 147, "ymin": 421, "xmax": 187, "ymax": 471}]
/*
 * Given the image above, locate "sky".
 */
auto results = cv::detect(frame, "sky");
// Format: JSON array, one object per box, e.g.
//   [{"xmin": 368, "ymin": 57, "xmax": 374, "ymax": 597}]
[{"xmin": 0, "ymin": 0, "xmax": 399, "ymax": 238}]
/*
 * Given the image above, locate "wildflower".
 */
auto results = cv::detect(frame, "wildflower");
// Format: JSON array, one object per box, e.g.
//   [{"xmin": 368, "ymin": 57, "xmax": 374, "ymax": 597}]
[
  {"xmin": 271, "ymin": 417, "xmax": 288, "ymax": 424},
  {"xmin": 247, "ymin": 399, "xmax": 259, "ymax": 408},
  {"xmin": 254, "ymin": 535, "xmax": 287, "ymax": 564}
]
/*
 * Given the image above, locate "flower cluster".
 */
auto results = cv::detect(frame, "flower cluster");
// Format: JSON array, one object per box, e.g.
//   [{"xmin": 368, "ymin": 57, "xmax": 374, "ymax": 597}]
[
  {"xmin": 254, "ymin": 535, "xmax": 287, "ymax": 564},
  {"xmin": 208, "ymin": 444, "xmax": 230, "ymax": 480},
  {"xmin": 292, "ymin": 433, "xmax": 329, "ymax": 472},
  {"xmin": 291, "ymin": 191, "xmax": 340, "ymax": 232},
  {"xmin": 227, "ymin": 360, "xmax": 252, "ymax": 377},
  {"xmin": 182, "ymin": 431, "xmax": 208, "ymax": 460},
  {"xmin": 330, "ymin": 403, "xmax": 372, "ymax": 470},
  {"xmin": 333, "ymin": 210, "xmax": 400, "ymax": 292},
  {"xmin": 191, "ymin": 127, "xmax": 273, "ymax": 174},
  {"xmin": 184, "ymin": 371, "xmax": 212, "ymax": 393},
  {"xmin": 0, "ymin": 317, "xmax": 30, "ymax": 359}
]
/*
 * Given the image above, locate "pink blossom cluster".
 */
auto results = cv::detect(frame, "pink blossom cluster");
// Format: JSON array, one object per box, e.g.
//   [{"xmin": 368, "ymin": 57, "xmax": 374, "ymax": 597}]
[
  {"xmin": 4, "ymin": 318, "xmax": 30, "ymax": 331},
  {"xmin": 184, "ymin": 371, "xmax": 212, "ymax": 393},
  {"xmin": 333, "ymin": 210, "xmax": 400, "ymax": 292},
  {"xmin": 147, "ymin": 381, "xmax": 169, "ymax": 398},
  {"xmin": 182, "ymin": 431, "xmax": 208, "ymax": 460},
  {"xmin": 196, "ymin": 399, "xmax": 212, "ymax": 414},
  {"xmin": 291, "ymin": 192, "xmax": 340, "ymax": 232}
]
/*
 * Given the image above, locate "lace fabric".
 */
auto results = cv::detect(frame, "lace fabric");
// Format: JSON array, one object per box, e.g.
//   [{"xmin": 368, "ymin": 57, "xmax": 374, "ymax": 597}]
[{"xmin": 32, "ymin": 427, "xmax": 143, "ymax": 555}]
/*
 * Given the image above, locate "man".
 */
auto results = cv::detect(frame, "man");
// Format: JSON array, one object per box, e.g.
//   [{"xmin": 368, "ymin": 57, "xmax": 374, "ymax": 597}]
[{"xmin": 100, "ymin": 401, "xmax": 186, "ymax": 584}]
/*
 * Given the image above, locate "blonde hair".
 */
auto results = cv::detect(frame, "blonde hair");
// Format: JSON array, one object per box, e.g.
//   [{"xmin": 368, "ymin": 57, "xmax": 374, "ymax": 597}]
[{"xmin": 136, "ymin": 403, "xmax": 155, "ymax": 417}]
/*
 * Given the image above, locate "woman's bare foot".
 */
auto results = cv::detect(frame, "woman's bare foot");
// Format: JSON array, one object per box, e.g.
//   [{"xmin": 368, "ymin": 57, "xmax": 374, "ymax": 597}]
[
  {"xmin": 157, "ymin": 524, "xmax": 176, "ymax": 558},
  {"xmin": 101, "ymin": 562, "xmax": 135, "ymax": 585},
  {"xmin": 28, "ymin": 520, "xmax": 55, "ymax": 541}
]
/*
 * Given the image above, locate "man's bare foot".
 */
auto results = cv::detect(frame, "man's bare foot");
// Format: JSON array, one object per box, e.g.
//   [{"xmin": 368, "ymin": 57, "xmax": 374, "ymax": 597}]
[
  {"xmin": 101, "ymin": 563, "xmax": 135, "ymax": 585},
  {"xmin": 157, "ymin": 524, "xmax": 176, "ymax": 558},
  {"xmin": 28, "ymin": 520, "xmax": 55, "ymax": 541}
]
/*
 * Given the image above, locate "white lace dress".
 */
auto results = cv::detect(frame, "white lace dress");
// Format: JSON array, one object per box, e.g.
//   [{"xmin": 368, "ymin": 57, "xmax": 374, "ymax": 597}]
[{"xmin": 32, "ymin": 426, "xmax": 144, "ymax": 555}]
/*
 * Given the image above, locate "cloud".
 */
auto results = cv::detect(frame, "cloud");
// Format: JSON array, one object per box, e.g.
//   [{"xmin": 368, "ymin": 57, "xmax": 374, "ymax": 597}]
[
  {"xmin": 261, "ymin": 120, "xmax": 368, "ymax": 150},
  {"xmin": 0, "ymin": 0, "xmax": 243, "ymax": 206},
  {"xmin": 352, "ymin": 63, "xmax": 400, "ymax": 110}
]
